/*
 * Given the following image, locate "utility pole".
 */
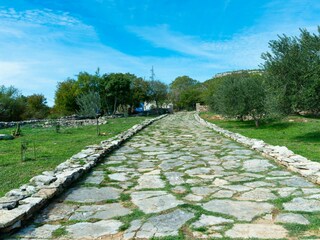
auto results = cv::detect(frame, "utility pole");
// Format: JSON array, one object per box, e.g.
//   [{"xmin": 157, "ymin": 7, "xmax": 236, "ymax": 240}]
[{"xmin": 150, "ymin": 66, "xmax": 155, "ymax": 81}]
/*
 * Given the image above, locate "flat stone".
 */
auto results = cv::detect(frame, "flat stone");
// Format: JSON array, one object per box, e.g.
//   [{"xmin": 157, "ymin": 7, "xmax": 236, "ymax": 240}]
[
  {"xmin": 222, "ymin": 185, "xmax": 252, "ymax": 192},
  {"xmin": 237, "ymin": 188, "xmax": 277, "ymax": 201},
  {"xmin": 164, "ymin": 172, "xmax": 184, "ymax": 185},
  {"xmin": 281, "ymin": 176, "xmax": 315, "ymax": 188},
  {"xmin": 276, "ymin": 187, "xmax": 297, "ymax": 197},
  {"xmin": 69, "ymin": 203, "xmax": 131, "ymax": 221},
  {"xmin": 191, "ymin": 214, "xmax": 233, "ymax": 228},
  {"xmin": 275, "ymin": 213, "xmax": 310, "ymax": 225},
  {"xmin": 269, "ymin": 170, "xmax": 291, "ymax": 176},
  {"xmin": 185, "ymin": 167, "xmax": 211, "ymax": 176},
  {"xmin": 225, "ymin": 223, "xmax": 288, "ymax": 239},
  {"xmin": 171, "ymin": 186, "xmax": 187, "ymax": 194},
  {"xmin": 211, "ymin": 190, "xmax": 234, "ymax": 198},
  {"xmin": 66, "ymin": 219, "xmax": 122, "ymax": 238},
  {"xmin": 83, "ymin": 175, "xmax": 104, "ymax": 184},
  {"xmin": 159, "ymin": 160, "xmax": 185, "ymax": 171},
  {"xmin": 13, "ymin": 224, "xmax": 61, "ymax": 239},
  {"xmin": 108, "ymin": 173, "xmax": 128, "ymax": 182},
  {"xmin": 283, "ymin": 197, "xmax": 320, "ymax": 212},
  {"xmin": 244, "ymin": 181, "xmax": 274, "ymax": 188},
  {"xmin": 0, "ymin": 134, "xmax": 14, "ymax": 140},
  {"xmin": 64, "ymin": 187, "xmax": 121, "ymax": 203},
  {"xmin": 35, "ymin": 203, "xmax": 77, "ymax": 223},
  {"xmin": 123, "ymin": 219, "xmax": 142, "ymax": 239},
  {"xmin": 184, "ymin": 194, "xmax": 203, "ymax": 202},
  {"xmin": 135, "ymin": 175, "xmax": 165, "ymax": 189},
  {"xmin": 203, "ymin": 200, "xmax": 274, "ymax": 221},
  {"xmin": 131, "ymin": 191, "xmax": 183, "ymax": 213},
  {"xmin": 243, "ymin": 159, "xmax": 275, "ymax": 172},
  {"xmin": 135, "ymin": 209, "xmax": 194, "ymax": 238}
]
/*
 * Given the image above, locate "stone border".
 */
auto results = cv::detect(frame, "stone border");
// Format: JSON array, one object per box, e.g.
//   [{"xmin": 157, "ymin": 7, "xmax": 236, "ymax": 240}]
[
  {"xmin": 0, "ymin": 114, "xmax": 167, "ymax": 233},
  {"xmin": 194, "ymin": 113, "xmax": 320, "ymax": 185}
]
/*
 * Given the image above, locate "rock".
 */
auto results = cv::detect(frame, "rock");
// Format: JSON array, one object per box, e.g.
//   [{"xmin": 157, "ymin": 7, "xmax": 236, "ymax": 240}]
[
  {"xmin": 185, "ymin": 167, "xmax": 211, "ymax": 176},
  {"xmin": 211, "ymin": 190, "xmax": 234, "ymax": 198},
  {"xmin": 69, "ymin": 203, "xmax": 131, "ymax": 221},
  {"xmin": 131, "ymin": 191, "xmax": 183, "ymax": 214},
  {"xmin": 164, "ymin": 172, "xmax": 185, "ymax": 185},
  {"xmin": 243, "ymin": 159, "xmax": 275, "ymax": 172},
  {"xmin": 184, "ymin": 194, "xmax": 203, "ymax": 202},
  {"xmin": 283, "ymin": 197, "xmax": 320, "ymax": 212},
  {"xmin": 66, "ymin": 220, "xmax": 122, "ymax": 238},
  {"xmin": 13, "ymin": 224, "xmax": 61, "ymax": 239},
  {"xmin": 83, "ymin": 175, "xmax": 104, "ymax": 185},
  {"xmin": 225, "ymin": 223, "xmax": 288, "ymax": 239},
  {"xmin": 35, "ymin": 203, "xmax": 77, "ymax": 223},
  {"xmin": 64, "ymin": 187, "xmax": 121, "ymax": 203},
  {"xmin": 203, "ymin": 199, "xmax": 274, "ymax": 221},
  {"xmin": 237, "ymin": 188, "xmax": 277, "ymax": 201},
  {"xmin": 171, "ymin": 186, "xmax": 187, "ymax": 194},
  {"xmin": 191, "ymin": 187, "xmax": 216, "ymax": 196},
  {"xmin": 30, "ymin": 175, "xmax": 57, "ymax": 186},
  {"xmin": 108, "ymin": 173, "xmax": 128, "ymax": 182},
  {"xmin": 135, "ymin": 175, "xmax": 165, "ymax": 189},
  {"xmin": 191, "ymin": 214, "xmax": 233, "ymax": 228},
  {"xmin": 135, "ymin": 209, "xmax": 194, "ymax": 238},
  {"xmin": 275, "ymin": 213, "xmax": 310, "ymax": 225},
  {"xmin": 0, "ymin": 134, "xmax": 14, "ymax": 140},
  {"xmin": 281, "ymin": 176, "xmax": 315, "ymax": 188}
]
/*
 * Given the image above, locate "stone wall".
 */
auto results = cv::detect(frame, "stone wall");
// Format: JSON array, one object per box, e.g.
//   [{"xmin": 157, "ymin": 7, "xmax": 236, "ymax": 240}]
[
  {"xmin": 0, "ymin": 118, "xmax": 108, "ymax": 129},
  {"xmin": 196, "ymin": 103, "xmax": 209, "ymax": 112},
  {"xmin": 194, "ymin": 113, "xmax": 320, "ymax": 185},
  {"xmin": 0, "ymin": 114, "xmax": 167, "ymax": 233}
]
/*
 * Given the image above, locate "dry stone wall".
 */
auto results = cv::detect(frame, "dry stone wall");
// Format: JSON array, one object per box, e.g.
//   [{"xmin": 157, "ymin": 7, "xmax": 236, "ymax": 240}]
[
  {"xmin": 195, "ymin": 113, "xmax": 320, "ymax": 185},
  {"xmin": 0, "ymin": 114, "xmax": 167, "ymax": 233}
]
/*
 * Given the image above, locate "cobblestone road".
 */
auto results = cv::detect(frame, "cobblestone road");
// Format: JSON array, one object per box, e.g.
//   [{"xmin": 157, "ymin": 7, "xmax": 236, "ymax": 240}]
[{"xmin": 10, "ymin": 113, "xmax": 320, "ymax": 239}]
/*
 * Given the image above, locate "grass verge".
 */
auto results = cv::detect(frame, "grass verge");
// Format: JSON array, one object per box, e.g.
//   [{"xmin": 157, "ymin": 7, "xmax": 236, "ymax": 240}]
[
  {"xmin": 0, "ymin": 116, "xmax": 151, "ymax": 196},
  {"xmin": 200, "ymin": 112, "xmax": 320, "ymax": 163}
]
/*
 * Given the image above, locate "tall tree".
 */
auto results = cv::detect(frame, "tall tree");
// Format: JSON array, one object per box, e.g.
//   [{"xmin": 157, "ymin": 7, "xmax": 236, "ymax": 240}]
[
  {"xmin": 54, "ymin": 79, "xmax": 80, "ymax": 115},
  {"xmin": 0, "ymin": 85, "xmax": 26, "ymax": 121},
  {"xmin": 103, "ymin": 73, "xmax": 132, "ymax": 114},
  {"xmin": 170, "ymin": 76, "xmax": 199, "ymax": 110},
  {"xmin": 22, "ymin": 94, "xmax": 50, "ymax": 119},
  {"xmin": 261, "ymin": 27, "xmax": 320, "ymax": 114}
]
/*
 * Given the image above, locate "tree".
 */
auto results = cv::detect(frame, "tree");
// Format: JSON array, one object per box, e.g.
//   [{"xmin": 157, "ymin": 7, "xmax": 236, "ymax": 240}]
[
  {"xmin": 54, "ymin": 79, "xmax": 81, "ymax": 115},
  {"xmin": 103, "ymin": 73, "xmax": 132, "ymax": 114},
  {"xmin": 22, "ymin": 94, "xmax": 50, "ymax": 119},
  {"xmin": 170, "ymin": 76, "xmax": 200, "ymax": 110},
  {"xmin": 261, "ymin": 27, "xmax": 320, "ymax": 114},
  {"xmin": 76, "ymin": 91, "xmax": 101, "ymax": 117},
  {"xmin": 130, "ymin": 77, "xmax": 150, "ymax": 111},
  {"xmin": 0, "ymin": 85, "xmax": 26, "ymax": 121},
  {"xmin": 148, "ymin": 80, "xmax": 168, "ymax": 113},
  {"xmin": 211, "ymin": 73, "xmax": 269, "ymax": 127}
]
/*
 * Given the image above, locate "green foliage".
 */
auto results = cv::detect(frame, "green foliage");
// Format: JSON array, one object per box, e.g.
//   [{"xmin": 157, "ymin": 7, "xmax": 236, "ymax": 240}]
[
  {"xmin": 0, "ymin": 85, "xmax": 26, "ymax": 121},
  {"xmin": 103, "ymin": 73, "xmax": 132, "ymax": 114},
  {"xmin": 170, "ymin": 76, "xmax": 202, "ymax": 110},
  {"xmin": 76, "ymin": 91, "xmax": 101, "ymax": 117},
  {"xmin": 22, "ymin": 94, "xmax": 50, "ymax": 119},
  {"xmin": 54, "ymin": 79, "xmax": 81, "ymax": 115},
  {"xmin": 262, "ymin": 27, "xmax": 320, "ymax": 114},
  {"xmin": 130, "ymin": 77, "xmax": 150, "ymax": 109},
  {"xmin": 210, "ymin": 72, "xmax": 271, "ymax": 127},
  {"xmin": 148, "ymin": 80, "xmax": 168, "ymax": 111}
]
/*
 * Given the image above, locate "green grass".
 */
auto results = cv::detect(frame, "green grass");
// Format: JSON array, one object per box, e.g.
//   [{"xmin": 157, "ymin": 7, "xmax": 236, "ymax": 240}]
[
  {"xmin": 51, "ymin": 227, "xmax": 68, "ymax": 238},
  {"xmin": 200, "ymin": 112, "xmax": 320, "ymax": 163},
  {"xmin": 0, "ymin": 116, "xmax": 151, "ymax": 197}
]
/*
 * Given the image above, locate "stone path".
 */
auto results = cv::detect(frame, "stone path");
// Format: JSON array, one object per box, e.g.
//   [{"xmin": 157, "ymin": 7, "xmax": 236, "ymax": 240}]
[{"xmin": 8, "ymin": 113, "xmax": 320, "ymax": 239}]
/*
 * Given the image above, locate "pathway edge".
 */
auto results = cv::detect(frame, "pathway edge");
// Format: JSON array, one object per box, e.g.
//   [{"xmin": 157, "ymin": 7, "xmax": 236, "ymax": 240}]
[
  {"xmin": 0, "ymin": 114, "xmax": 167, "ymax": 233},
  {"xmin": 194, "ymin": 113, "xmax": 320, "ymax": 185}
]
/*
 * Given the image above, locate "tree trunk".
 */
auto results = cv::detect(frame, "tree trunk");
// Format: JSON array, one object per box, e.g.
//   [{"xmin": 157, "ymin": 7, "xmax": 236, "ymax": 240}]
[
  {"xmin": 254, "ymin": 119, "xmax": 260, "ymax": 128},
  {"xmin": 113, "ymin": 97, "xmax": 117, "ymax": 114}
]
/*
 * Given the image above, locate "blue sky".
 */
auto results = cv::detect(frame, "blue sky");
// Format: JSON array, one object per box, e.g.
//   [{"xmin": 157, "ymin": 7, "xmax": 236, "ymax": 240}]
[{"xmin": 0, "ymin": 0, "xmax": 319, "ymax": 106}]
